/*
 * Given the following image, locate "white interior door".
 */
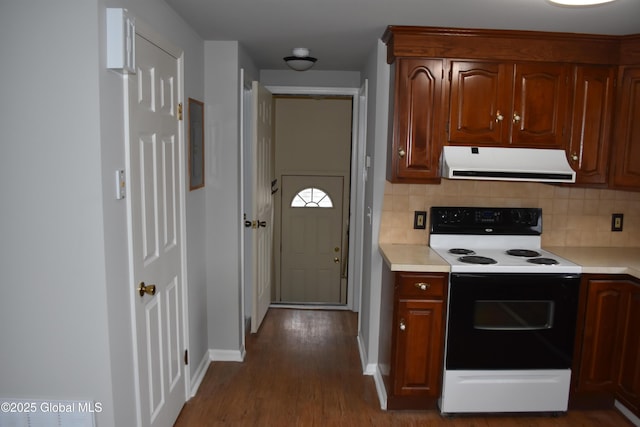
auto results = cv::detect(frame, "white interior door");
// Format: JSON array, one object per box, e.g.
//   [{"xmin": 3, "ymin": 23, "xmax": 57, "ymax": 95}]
[
  {"xmin": 280, "ymin": 175, "xmax": 344, "ymax": 303},
  {"xmin": 128, "ymin": 33, "xmax": 185, "ymax": 427},
  {"xmin": 250, "ymin": 81, "xmax": 274, "ymax": 333}
]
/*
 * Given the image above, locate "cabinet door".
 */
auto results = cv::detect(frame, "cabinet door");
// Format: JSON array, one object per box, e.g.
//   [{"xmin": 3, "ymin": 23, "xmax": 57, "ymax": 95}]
[
  {"xmin": 389, "ymin": 58, "xmax": 444, "ymax": 183},
  {"xmin": 510, "ymin": 63, "xmax": 570, "ymax": 148},
  {"xmin": 568, "ymin": 65, "xmax": 615, "ymax": 185},
  {"xmin": 577, "ymin": 279, "xmax": 626, "ymax": 392},
  {"xmin": 610, "ymin": 66, "xmax": 640, "ymax": 190},
  {"xmin": 392, "ymin": 299, "xmax": 444, "ymax": 396},
  {"xmin": 448, "ymin": 61, "xmax": 511, "ymax": 145},
  {"xmin": 617, "ymin": 283, "xmax": 640, "ymax": 414}
]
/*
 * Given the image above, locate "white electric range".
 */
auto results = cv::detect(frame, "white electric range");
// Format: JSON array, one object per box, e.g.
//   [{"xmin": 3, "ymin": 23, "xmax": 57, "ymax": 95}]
[{"xmin": 429, "ymin": 207, "xmax": 582, "ymax": 415}]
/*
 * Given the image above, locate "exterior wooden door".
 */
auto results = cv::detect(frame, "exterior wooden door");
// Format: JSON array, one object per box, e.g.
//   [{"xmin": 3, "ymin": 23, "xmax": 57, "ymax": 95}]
[{"xmin": 280, "ymin": 175, "xmax": 344, "ymax": 304}]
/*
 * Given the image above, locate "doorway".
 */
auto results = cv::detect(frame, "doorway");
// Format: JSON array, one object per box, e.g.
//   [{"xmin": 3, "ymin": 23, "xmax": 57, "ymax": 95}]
[{"xmin": 272, "ymin": 95, "xmax": 352, "ymax": 305}]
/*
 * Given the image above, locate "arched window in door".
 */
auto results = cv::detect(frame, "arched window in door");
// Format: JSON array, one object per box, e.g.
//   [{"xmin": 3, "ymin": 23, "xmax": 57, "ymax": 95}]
[{"xmin": 290, "ymin": 187, "xmax": 333, "ymax": 208}]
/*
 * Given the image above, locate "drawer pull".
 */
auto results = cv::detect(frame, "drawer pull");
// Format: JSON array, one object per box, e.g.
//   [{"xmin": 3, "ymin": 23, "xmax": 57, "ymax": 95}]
[{"xmin": 415, "ymin": 282, "xmax": 430, "ymax": 291}]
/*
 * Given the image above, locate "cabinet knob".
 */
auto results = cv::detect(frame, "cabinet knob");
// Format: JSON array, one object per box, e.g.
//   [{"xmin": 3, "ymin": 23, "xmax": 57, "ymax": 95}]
[
  {"xmin": 513, "ymin": 112, "xmax": 521, "ymax": 123},
  {"xmin": 415, "ymin": 282, "xmax": 430, "ymax": 291},
  {"xmin": 495, "ymin": 110, "xmax": 504, "ymax": 122},
  {"xmin": 399, "ymin": 319, "xmax": 406, "ymax": 331},
  {"xmin": 571, "ymin": 152, "xmax": 579, "ymax": 161},
  {"xmin": 398, "ymin": 147, "xmax": 406, "ymax": 158}
]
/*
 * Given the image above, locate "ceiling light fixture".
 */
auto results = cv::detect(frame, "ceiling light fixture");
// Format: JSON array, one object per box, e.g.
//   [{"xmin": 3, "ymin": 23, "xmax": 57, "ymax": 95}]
[
  {"xmin": 283, "ymin": 48, "xmax": 317, "ymax": 71},
  {"xmin": 548, "ymin": 0, "xmax": 616, "ymax": 5}
]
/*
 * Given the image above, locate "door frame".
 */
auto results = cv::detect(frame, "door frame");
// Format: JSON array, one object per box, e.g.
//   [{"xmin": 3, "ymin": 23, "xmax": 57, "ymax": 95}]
[
  {"xmin": 124, "ymin": 19, "xmax": 191, "ymax": 426},
  {"xmin": 266, "ymin": 85, "xmax": 366, "ymax": 313}
]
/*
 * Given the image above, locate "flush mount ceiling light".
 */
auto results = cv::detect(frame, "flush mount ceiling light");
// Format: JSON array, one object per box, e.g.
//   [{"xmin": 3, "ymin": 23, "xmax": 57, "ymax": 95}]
[
  {"xmin": 548, "ymin": 0, "xmax": 616, "ymax": 5},
  {"xmin": 283, "ymin": 48, "xmax": 317, "ymax": 71}
]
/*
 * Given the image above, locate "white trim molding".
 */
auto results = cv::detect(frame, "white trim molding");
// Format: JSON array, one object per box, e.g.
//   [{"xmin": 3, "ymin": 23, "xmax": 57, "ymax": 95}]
[
  {"xmin": 209, "ymin": 348, "xmax": 245, "ymax": 362},
  {"xmin": 189, "ymin": 353, "xmax": 211, "ymax": 398}
]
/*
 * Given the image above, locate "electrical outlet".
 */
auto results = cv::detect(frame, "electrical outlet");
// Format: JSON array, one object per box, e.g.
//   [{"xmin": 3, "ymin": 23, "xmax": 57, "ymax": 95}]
[
  {"xmin": 414, "ymin": 211, "xmax": 427, "ymax": 230},
  {"xmin": 611, "ymin": 213, "xmax": 623, "ymax": 232}
]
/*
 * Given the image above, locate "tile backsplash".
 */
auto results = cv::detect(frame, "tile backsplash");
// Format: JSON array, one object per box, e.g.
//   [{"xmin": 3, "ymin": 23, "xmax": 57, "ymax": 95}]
[{"xmin": 380, "ymin": 180, "xmax": 640, "ymax": 247}]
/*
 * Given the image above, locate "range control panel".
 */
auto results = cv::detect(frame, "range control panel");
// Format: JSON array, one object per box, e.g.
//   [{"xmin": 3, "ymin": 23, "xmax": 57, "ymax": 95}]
[{"xmin": 430, "ymin": 207, "xmax": 542, "ymax": 235}]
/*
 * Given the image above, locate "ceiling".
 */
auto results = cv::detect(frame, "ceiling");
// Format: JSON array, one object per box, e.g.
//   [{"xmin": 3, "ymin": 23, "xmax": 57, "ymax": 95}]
[{"xmin": 164, "ymin": 0, "xmax": 640, "ymax": 71}]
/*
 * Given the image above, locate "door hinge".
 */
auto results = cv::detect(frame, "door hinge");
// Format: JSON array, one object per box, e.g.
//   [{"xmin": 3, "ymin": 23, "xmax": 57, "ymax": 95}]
[
  {"xmin": 177, "ymin": 102, "xmax": 183, "ymax": 121},
  {"xmin": 184, "ymin": 349, "xmax": 189, "ymax": 365}
]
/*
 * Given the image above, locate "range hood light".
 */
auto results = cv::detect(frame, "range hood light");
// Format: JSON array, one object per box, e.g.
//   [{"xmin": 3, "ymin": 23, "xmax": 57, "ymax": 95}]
[{"xmin": 440, "ymin": 146, "xmax": 577, "ymax": 183}]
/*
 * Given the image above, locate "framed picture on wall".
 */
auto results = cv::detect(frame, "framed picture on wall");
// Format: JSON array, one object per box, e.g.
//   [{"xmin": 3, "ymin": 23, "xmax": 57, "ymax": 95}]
[{"xmin": 188, "ymin": 97, "xmax": 205, "ymax": 190}]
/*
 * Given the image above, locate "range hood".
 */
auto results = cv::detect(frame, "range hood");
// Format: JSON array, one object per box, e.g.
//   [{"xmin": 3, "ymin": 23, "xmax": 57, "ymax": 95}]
[{"xmin": 441, "ymin": 146, "xmax": 576, "ymax": 183}]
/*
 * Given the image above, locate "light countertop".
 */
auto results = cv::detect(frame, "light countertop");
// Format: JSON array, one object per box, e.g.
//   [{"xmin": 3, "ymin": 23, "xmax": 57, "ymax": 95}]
[
  {"xmin": 545, "ymin": 246, "xmax": 640, "ymax": 279},
  {"xmin": 379, "ymin": 243, "xmax": 640, "ymax": 279},
  {"xmin": 379, "ymin": 243, "xmax": 449, "ymax": 272}
]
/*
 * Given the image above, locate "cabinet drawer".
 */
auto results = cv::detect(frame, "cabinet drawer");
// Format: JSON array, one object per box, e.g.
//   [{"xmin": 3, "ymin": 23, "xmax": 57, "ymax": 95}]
[{"xmin": 396, "ymin": 273, "xmax": 446, "ymax": 298}]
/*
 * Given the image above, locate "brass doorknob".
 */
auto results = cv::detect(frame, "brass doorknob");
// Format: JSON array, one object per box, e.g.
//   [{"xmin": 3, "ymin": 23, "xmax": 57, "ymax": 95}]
[
  {"xmin": 334, "ymin": 257, "xmax": 340, "ymax": 264},
  {"xmin": 137, "ymin": 282, "xmax": 156, "ymax": 297}
]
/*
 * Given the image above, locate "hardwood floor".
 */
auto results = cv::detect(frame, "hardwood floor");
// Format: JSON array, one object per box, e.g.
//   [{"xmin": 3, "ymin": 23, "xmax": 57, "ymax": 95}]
[{"xmin": 174, "ymin": 308, "xmax": 633, "ymax": 426}]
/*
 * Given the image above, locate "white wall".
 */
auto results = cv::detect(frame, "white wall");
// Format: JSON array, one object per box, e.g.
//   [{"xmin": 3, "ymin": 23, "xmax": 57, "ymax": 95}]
[
  {"xmin": 0, "ymin": 1, "xmax": 206, "ymax": 426},
  {"xmin": 204, "ymin": 41, "xmax": 245, "ymax": 355},
  {"xmin": 260, "ymin": 69, "xmax": 361, "ymax": 88},
  {"xmin": 358, "ymin": 40, "xmax": 390, "ymax": 372},
  {"xmin": 0, "ymin": 1, "xmax": 115, "ymax": 425}
]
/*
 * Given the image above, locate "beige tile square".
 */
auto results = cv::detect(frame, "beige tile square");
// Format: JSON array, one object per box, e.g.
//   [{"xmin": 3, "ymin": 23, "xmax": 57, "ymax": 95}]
[
  {"xmin": 384, "ymin": 180, "xmax": 393, "ymax": 195},
  {"xmin": 569, "ymin": 187, "xmax": 586, "ymax": 200},
  {"xmin": 392, "ymin": 194, "xmax": 409, "ymax": 212},
  {"xmin": 409, "ymin": 195, "xmax": 426, "ymax": 211},
  {"xmin": 392, "ymin": 183, "xmax": 410, "ymax": 195}
]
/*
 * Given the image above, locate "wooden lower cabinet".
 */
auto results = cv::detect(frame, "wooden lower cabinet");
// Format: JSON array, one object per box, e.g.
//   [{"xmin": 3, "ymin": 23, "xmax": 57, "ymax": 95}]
[
  {"xmin": 383, "ymin": 270, "xmax": 447, "ymax": 409},
  {"xmin": 571, "ymin": 274, "xmax": 640, "ymax": 416}
]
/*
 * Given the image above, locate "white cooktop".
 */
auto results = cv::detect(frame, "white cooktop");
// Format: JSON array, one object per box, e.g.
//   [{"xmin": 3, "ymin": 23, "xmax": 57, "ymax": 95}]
[{"xmin": 429, "ymin": 235, "xmax": 582, "ymax": 274}]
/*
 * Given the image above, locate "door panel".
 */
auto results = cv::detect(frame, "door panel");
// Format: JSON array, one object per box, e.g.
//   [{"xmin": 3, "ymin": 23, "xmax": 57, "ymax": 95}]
[
  {"xmin": 250, "ymin": 81, "xmax": 274, "ymax": 333},
  {"xmin": 511, "ymin": 63, "xmax": 569, "ymax": 148},
  {"xmin": 281, "ymin": 175, "xmax": 344, "ymax": 304},
  {"xmin": 129, "ymin": 33, "xmax": 185, "ymax": 427},
  {"xmin": 448, "ymin": 61, "xmax": 509, "ymax": 145}
]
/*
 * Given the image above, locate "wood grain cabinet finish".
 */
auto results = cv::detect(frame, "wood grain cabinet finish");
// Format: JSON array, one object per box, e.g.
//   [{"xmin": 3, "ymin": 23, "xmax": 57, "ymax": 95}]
[
  {"xmin": 383, "ymin": 27, "xmax": 640, "ymax": 190},
  {"xmin": 573, "ymin": 275, "xmax": 640, "ymax": 416},
  {"xmin": 387, "ymin": 272, "xmax": 447, "ymax": 409},
  {"xmin": 388, "ymin": 58, "xmax": 444, "ymax": 183},
  {"xmin": 448, "ymin": 61, "xmax": 570, "ymax": 149},
  {"xmin": 610, "ymin": 66, "xmax": 640, "ymax": 190},
  {"xmin": 568, "ymin": 65, "xmax": 615, "ymax": 186}
]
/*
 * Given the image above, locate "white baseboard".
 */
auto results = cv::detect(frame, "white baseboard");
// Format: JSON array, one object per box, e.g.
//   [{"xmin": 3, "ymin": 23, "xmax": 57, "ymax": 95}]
[
  {"xmin": 209, "ymin": 348, "xmax": 245, "ymax": 362},
  {"xmin": 615, "ymin": 400, "xmax": 640, "ymax": 426},
  {"xmin": 371, "ymin": 365, "xmax": 387, "ymax": 410},
  {"xmin": 188, "ymin": 353, "xmax": 211, "ymax": 398},
  {"xmin": 356, "ymin": 334, "xmax": 370, "ymax": 373},
  {"xmin": 356, "ymin": 334, "xmax": 387, "ymax": 410}
]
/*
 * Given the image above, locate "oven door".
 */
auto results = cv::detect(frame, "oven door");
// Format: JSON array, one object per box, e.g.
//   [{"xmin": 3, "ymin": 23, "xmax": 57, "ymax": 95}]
[{"xmin": 446, "ymin": 273, "xmax": 580, "ymax": 370}]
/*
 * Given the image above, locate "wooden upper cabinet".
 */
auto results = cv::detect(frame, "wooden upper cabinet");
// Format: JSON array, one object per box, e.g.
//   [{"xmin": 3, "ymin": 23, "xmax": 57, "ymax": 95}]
[
  {"xmin": 511, "ymin": 63, "xmax": 570, "ymax": 148},
  {"xmin": 388, "ymin": 58, "xmax": 444, "ymax": 183},
  {"xmin": 567, "ymin": 65, "xmax": 615, "ymax": 186},
  {"xmin": 448, "ymin": 61, "xmax": 509, "ymax": 145},
  {"xmin": 447, "ymin": 61, "xmax": 569, "ymax": 149},
  {"xmin": 610, "ymin": 66, "xmax": 640, "ymax": 189}
]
